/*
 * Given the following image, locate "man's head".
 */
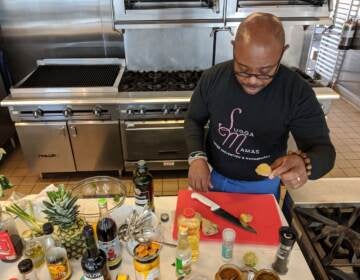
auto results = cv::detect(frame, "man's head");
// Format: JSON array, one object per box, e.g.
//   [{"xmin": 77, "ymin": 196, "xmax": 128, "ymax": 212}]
[{"xmin": 232, "ymin": 13, "xmax": 288, "ymax": 95}]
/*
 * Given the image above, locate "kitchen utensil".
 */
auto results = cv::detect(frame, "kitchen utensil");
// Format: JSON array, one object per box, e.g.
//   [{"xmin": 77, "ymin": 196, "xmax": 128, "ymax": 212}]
[{"xmin": 191, "ymin": 192, "xmax": 256, "ymax": 233}]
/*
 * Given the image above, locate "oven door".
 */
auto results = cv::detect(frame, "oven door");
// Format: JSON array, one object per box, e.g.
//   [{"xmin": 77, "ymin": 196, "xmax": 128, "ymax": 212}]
[
  {"xmin": 113, "ymin": 0, "xmax": 223, "ymax": 23},
  {"xmin": 226, "ymin": 0, "xmax": 331, "ymax": 22},
  {"xmin": 120, "ymin": 119, "xmax": 188, "ymax": 170}
]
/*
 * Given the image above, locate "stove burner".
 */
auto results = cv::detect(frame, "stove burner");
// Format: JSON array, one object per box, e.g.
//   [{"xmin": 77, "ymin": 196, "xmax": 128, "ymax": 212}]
[
  {"xmin": 295, "ymin": 206, "xmax": 360, "ymax": 280},
  {"xmin": 119, "ymin": 70, "xmax": 203, "ymax": 92}
]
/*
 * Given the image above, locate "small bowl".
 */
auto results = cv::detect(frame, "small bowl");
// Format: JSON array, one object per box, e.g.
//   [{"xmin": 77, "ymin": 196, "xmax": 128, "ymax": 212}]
[
  {"xmin": 254, "ymin": 269, "xmax": 280, "ymax": 280},
  {"xmin": 70, "ymin": 176, "xmax": 126, "ymax": 218},
  {"xmin": 215, "ymin": 264, "xmax": 245, "ymax": 280}
]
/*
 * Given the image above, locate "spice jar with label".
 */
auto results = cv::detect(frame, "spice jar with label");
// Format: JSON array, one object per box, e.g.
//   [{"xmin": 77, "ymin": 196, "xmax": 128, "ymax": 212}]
[
  {"xmin": 18, "ymin": 258, "xmax": 39, "ymax": 280},
  {"xmin": 0, "ymin": 208, "xmax": 23, "ymax": 262}
]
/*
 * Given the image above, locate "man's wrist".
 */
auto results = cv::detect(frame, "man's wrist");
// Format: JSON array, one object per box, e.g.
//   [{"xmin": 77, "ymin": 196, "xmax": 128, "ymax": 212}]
[
  {"xmin": 288, "ymin": 150, "xmax": 312, "ymax": 176},
  {"xmin": 188, "ymin": 151, "xmax": 208, "ymax": 165}
]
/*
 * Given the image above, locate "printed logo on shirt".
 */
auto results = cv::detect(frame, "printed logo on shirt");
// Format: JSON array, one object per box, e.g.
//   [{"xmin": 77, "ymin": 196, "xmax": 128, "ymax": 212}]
[{"xmin": 215, "ymin": 107, "xmax": 270, "ymax": 161}]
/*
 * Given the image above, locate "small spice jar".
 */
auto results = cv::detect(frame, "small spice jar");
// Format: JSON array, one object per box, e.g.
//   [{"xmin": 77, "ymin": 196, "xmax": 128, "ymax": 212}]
[
  {"xmin": 18, "ymin": 258, "xmax": 38, "ymax": 280},
  {"xmin": 221, "ymin": 228, "xmax": 236, "ymax": 262}
]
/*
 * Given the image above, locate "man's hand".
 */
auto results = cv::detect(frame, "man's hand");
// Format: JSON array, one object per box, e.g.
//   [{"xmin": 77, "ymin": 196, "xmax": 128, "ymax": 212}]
[
  {"xmin": 270, "ymin": 154, "xmax": 308, "ymax": 189},
  {"xmin": 188, "ymin": 158, "xmax": 211, "ymax": 192}
]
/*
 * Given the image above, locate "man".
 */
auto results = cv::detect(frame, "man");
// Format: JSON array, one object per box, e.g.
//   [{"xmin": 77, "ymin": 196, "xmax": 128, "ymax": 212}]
[{"xmin": 184, "ymin": 12, "xmax": 335, "ymax": 199}]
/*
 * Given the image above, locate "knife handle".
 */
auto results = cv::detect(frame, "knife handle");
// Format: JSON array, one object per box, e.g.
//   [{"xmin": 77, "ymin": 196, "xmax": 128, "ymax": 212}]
[{"xmin": 191, "ymin": 192, "xmax": 220, "ymax": 211}]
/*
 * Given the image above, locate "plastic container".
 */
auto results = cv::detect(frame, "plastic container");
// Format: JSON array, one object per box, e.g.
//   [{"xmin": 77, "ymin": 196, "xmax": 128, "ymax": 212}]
[
  {"xmin": 221, "ymin": 228, "xmax": 236, "ymax": 262},
  {"xmin": 177, "ymin": 208, "xmax": 200, "ymax": 262}
]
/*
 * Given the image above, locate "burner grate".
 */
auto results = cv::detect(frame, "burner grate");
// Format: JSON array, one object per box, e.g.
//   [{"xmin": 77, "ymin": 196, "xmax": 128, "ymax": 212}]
[
  {"xmin": 295, "ymin": 206, "xmax": 360, "ymax": 280},
  {"xmin": 20, "ymin": 65, "xmax": 120, "ymax": 88},
  {"xmin": 119, "ymin": 70, "xmax": 203, "ymax": 92}
]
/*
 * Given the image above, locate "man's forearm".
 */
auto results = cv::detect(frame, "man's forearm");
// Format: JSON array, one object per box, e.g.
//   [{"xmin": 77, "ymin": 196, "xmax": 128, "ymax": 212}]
[
  {"xmin": 184, "ymin": 118, "xmax": 205, "ymax": 153},
  {"xmin": 306, "ymin": 144, "xmax": 336, "ymax": 179}
]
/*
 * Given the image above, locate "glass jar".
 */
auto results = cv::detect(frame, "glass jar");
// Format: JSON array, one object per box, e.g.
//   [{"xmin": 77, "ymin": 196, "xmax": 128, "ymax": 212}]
[
  {"xmin": 0, "ymin": 208, "xmax": 23, "ymax": 262},
  {"xmin": 23, "ymin": 231, "xmax": 45, "ymax": 268}
]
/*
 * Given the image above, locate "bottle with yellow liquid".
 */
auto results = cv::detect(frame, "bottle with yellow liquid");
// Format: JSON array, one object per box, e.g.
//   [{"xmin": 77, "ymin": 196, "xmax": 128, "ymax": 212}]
[{"xmin": 177, "ymin": 208, "xmax": 200, "ymax": 262}]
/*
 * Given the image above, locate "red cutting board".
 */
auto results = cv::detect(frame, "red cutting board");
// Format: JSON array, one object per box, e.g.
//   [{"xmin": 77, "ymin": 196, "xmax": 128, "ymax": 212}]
[{"xmin": 173, "ymin": 190, "xmax": 281, "ymax": 245}]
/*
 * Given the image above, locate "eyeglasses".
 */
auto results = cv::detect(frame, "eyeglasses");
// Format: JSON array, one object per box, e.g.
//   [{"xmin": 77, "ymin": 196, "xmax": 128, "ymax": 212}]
[{"xmin": 233, "ymin": 48, "xmax": 285, "ymax": 81}]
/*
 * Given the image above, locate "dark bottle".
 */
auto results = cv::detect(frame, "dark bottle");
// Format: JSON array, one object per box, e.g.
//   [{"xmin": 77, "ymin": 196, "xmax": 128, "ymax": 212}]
[
  {"xmin": 96, "ymin": 198, "xmax": 122, "ymax": 270},
  {"xmin": 0, "ymin": 208, "xmax": 23, "ymax": 262},
  {"xmin": 133, "ymin": 160, "xmax": 154, "ymax": 211},
  {"xmin": 81, "ymin": 225, "xmax": 110, "ymax": 280}
]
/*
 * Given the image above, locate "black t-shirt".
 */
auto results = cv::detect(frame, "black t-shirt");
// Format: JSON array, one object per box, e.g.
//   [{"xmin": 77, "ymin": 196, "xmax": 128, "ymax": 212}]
[{"xmin": 185, "ymin": 60, "xmax": 335, "ymax": 181}]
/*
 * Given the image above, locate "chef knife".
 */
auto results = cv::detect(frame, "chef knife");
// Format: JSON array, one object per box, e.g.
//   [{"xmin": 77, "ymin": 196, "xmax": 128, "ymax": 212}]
[{"xmin": 191, "ymin": 192, "xmax": 257, "ymax": 234}]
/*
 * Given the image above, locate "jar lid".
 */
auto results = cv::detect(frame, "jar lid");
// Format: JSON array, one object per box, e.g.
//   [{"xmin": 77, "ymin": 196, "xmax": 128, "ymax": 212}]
[
  {"xmin": 18, "ymin": 259, "xmax": 33, "ymax": 273},
  {"xmin": 222, "ymin": 228, "xmax": 236, "ymax": 242},
  {"xmin": 98, "ymin": 198, "xmax": 107, "ymax": 206},
  {"xmin": 42, "ymin": 222, "xmax": 54, "ymax": 235},
  {"xmin": 183, "ymin": 208, "xmax": 196, "ymax": 218}
]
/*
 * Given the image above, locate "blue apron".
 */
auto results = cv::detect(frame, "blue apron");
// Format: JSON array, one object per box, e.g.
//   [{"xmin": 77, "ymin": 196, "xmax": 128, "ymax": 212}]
[{"xmin": 210, "ymin": 169, "xmax": 281, "ymax": 201}]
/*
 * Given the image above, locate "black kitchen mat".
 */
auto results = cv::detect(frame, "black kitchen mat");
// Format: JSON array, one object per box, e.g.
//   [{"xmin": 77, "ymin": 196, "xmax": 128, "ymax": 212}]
[{"xmin": 20, "ymin": 65, "xmax": 120, "ymax": 88}]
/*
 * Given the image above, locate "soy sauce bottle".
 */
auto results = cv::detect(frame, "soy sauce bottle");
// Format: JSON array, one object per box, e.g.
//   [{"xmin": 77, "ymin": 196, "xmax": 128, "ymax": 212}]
[
  {"xmin": 133, "ymin": 160, "xmax": 154, "ymax": 211},
  {"xmin": 0, "ymin": 208, "xmax": 23, "ymax": 262}
]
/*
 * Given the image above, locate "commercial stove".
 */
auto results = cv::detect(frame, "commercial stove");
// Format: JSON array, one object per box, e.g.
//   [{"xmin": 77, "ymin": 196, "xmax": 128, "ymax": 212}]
[
  {"xmin": 6, "ymin": 58, "xmax": 125, "ymax": 175},
  {"xmin": 118, "ymin": 70, "xmax": 203, "ymax": 171},
  {"xmin": 283, "ymin": 179, "xmax": 360, "ymax": 280}
]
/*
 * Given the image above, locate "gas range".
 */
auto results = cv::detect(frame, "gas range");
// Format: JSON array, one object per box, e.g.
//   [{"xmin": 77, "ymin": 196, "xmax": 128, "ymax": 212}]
[
  {"xmin": 292, "ymin": 204, "xmax": 360, "ymax": 280},
  {"xmin": 118, "ymin": 70, "xmax": 203, "ymax": 120}
]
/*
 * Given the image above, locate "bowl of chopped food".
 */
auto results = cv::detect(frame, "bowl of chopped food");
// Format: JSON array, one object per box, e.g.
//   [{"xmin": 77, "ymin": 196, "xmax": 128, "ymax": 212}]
[{"xmin": 70, "ymin": 176, "xmax": 126, "ymax": 219}]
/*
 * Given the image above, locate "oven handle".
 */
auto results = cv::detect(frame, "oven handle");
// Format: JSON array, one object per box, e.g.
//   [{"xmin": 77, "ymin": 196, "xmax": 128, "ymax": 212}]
[{"xmin": 124, "ymin": 120, "xmax": 185, "ymax": 130}]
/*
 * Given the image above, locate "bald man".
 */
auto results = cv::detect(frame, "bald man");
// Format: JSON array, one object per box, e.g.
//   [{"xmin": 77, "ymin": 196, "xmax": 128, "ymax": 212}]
[{"xmin": 184, "ymin": 13, "xmax": 335, "ymax": 199}]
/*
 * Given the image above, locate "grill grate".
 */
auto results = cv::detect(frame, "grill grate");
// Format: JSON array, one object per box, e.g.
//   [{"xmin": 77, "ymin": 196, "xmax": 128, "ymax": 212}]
[{"xmin": 20, "ymin": 65, "xmax": 120, "ymax": 88}]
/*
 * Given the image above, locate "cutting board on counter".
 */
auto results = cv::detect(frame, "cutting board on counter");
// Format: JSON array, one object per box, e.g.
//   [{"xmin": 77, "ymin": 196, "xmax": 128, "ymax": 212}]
[{"xmin": 173, "ymin": 190, "xmax": 281, "ymax": 245}]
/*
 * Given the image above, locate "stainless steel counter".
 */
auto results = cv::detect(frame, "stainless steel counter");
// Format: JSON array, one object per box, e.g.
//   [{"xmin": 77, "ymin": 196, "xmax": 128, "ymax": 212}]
[{"xmin": 0, "ymin": 87, "xmax": 339, "ymax": 106}]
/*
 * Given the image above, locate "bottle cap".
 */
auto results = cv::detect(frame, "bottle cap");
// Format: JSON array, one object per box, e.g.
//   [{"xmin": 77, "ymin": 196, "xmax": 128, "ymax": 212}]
[
  {"xmin": 178, "ymin": 225, "xmax": 189, "ymax": 235},
  {"xmin": 18, "ymin": 259, "xmax": 33, "ymax": 273},
  {"xmin": 42, "ymin": 222, "xmax": 54, "ymax": 235},
  {"xmin": 98, "ymin": 198, "xmax": 107, "ymax": 207},
  {"xmin": 160, "ymin": 213, "xmax": 169, "ymax": 222},
  {"xmin": 136, "ymin": 160, "xmax": 147, "ymax": 167},
  {"xmin": 183, "ymin": 207, "xmax": 196, "ymax": 218},
  {"xmin": 222, "ymin": 228, "xmax": 236, "ymax": 242},
  {"xmin": 83, "ymin": 224, "xmax": 94, "ymax": 237}
]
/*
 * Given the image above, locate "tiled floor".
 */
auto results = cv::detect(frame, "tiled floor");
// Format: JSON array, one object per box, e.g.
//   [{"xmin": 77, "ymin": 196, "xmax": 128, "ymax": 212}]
[{"xmin": 0, "ymin": 97, "xmax": 359, "ymax": 200}]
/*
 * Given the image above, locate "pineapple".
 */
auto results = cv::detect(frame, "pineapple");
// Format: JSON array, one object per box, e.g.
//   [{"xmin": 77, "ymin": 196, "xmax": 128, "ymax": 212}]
[{"xmin": 42, "ymin": 185, "xmax": 86, "ymax": 259}]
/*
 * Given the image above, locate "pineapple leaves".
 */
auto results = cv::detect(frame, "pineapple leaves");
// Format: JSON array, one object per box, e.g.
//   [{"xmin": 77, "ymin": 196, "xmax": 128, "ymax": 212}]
[{"xmin": 42, "ymin": 185, "xmax": 80, "ymax": 229}]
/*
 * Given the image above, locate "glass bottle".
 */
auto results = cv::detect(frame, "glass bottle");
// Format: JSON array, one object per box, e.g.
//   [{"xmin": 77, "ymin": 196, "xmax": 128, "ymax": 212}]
[
  {"xmin": 133, "ymin": 160, "xmax": 154, "ymax": 211},
  {"xmin": 0, "ymin": 208, "xmax": 23, "ymax": 262},
  {"xmin": 42, "ymin": 223, "xmax": 72, "ymax": 280},
  {"xmin": 81, "ymin": 224, "xmax": 110, "ymax": 280},
  {"xmin": 176, "ymin": 225, "xmax": 192, "ymax": 278},
  {"xmin": 23, "ymin": 231, "xmax": 45, "ymax": 268},
  {"xmin": 96, "ymin": 198, "xmax": 122, "ymax": 270},
  {"xmin": 18, "ymin": 258, "xmax": 39, "ymax": 280},
  {"xmin": 177, "ymin": 208, "xmax": 200, "ymax": 262}
]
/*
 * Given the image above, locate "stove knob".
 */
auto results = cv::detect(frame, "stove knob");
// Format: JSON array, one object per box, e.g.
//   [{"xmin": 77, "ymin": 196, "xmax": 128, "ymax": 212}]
[
  {"xmin": 94, "ymin": 107, "xmax": 102, "ymax": 117},
  {"xmin": 139, "ymin": 106, "xmax": 146, "ymax": 115},
  {"xmin": 162, "ymin": 107, "xmax": 169, "ymax": 115},
  {"xmin": 33, "ymin": 109, "xmax": 43, "ymax": 118},
  {"xmin": 174, "ymin": 106, "xmax": 181, "ymax": 115},
  {"xmin": 126, "ymin": 108, "xmax": 133, "ymax": 115},
  {"xmin": 63, "ymin": 108, "xmax": 73, "ymax": 118}
]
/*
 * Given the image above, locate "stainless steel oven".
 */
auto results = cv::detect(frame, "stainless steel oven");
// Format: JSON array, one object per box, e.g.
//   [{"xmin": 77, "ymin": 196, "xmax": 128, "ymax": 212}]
[
  {"xmin": 113, "ymin": 0, "xmax": 224, "ymax": 25},
  {"xmin": 225, "ymin": 0, "xmax": 331, "ymax": 23},
  {"xmin": 120, "ymin": 119, "xmax": 188, "ymax": 170}
]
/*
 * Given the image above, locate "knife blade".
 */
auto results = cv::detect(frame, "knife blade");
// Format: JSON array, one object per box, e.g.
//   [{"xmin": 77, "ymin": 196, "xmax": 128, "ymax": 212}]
[{"xmin": 191, "ymin": 192, "xmax": 257, "ymax": 234}]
